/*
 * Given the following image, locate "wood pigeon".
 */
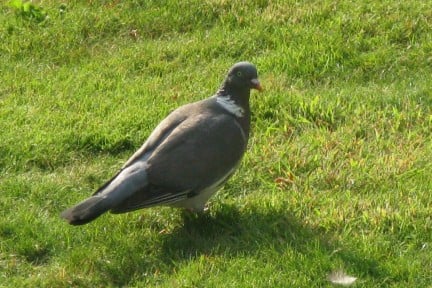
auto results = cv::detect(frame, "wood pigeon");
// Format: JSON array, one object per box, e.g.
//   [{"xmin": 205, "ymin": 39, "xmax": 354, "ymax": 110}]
[{"xmin": 61, "ymin": 61, "xmax": 262, "ymax": 225}]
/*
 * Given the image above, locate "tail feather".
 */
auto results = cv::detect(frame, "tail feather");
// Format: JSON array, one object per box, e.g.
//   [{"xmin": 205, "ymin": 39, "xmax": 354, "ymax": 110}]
[
  {"xmin": 61, "ymin": 196, "xmax": 111, "ymax": 225},
  {"xmin": 61, "ymin": 161, "xmax": 149, "ymax": 225}
]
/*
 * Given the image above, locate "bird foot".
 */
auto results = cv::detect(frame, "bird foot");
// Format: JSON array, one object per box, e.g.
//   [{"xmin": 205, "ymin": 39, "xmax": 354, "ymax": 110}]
[{"xmin": 181, "ymin": 205, "xmax": 210, "ymax": 222}]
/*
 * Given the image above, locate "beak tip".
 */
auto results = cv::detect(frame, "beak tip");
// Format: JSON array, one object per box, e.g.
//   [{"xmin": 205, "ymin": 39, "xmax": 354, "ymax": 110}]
[{"xmin": 251, "ymin": 78, "xmax": 263, "ymax": 92}]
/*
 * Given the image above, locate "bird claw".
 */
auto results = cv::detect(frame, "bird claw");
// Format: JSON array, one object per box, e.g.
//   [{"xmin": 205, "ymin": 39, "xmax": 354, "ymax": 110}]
[
  {"xmin": 181, "ymin": 205, "xmax": 210, "ymax": 222},
  {"xmin": 201, "ymin": 205, "xmax": 210, "ymax": 213},
  {"xmin": 185, "ymin": 204, "xmax": 209, "ymax": 214}
]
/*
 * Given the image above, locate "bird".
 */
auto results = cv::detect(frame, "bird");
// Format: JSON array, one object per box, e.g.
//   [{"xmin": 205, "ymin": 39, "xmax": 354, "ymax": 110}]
[{"xmin": 61, "ymin": 61, "xmax": 262, "ymax": 225}]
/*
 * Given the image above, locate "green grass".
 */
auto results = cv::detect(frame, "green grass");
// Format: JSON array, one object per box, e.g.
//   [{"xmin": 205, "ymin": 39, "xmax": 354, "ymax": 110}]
[{"xmin": 1, "ymin": 0, "xmax": 432, "ymax": 287}]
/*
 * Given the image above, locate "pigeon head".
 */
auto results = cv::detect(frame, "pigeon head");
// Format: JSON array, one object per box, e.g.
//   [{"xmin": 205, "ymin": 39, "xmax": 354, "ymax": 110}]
[{"xmin": 220, "ymin": 62, "xmax": 262, "ymax": 95}]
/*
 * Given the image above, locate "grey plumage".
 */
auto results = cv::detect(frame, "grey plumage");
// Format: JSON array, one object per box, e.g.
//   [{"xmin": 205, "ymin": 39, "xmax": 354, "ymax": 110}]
[{"xmin": 61, "ymin": 61, "xmax": 262, "ymax": 225}]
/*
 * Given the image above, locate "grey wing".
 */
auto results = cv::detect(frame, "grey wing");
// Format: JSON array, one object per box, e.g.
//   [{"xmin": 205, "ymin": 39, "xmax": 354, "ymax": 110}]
[
  {"xmin": 91, "ymin": 107, "xmax": 188, "ymax": 197},
  {"xmin": 110, "ymin": 113, "xmax": 247, "ymax": 213},
  {"xmin": 147, "ymin": 114, "xmax": 247, "ymax": 190},
  {"xmin": 121, "ymin": 108, "xmax": 189, "ymax": 169}
]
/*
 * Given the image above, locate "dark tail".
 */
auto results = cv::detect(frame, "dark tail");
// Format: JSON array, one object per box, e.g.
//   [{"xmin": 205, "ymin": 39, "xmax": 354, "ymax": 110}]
[
  {"xmin": 61, "ymin": 161, "xmax": 149, "ymax": 225},
  {"xmin": 61, "ymin": 196, "xmax": 111, "ymax": 225}
]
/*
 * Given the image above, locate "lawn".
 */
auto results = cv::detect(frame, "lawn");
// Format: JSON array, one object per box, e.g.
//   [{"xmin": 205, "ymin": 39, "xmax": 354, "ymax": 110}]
[{"xmin": 1, "ymin": 0, "xmax": 431, "ymax": 287}]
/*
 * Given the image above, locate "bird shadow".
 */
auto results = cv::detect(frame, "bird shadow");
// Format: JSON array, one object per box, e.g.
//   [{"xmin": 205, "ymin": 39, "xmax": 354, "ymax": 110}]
[
  {"xmin": 162, "ymin": 205, "xmax": 385, "ymax": 273},
  {"xmin": 99, "ymin": 204, "xmax": 389, "ymax": 286}
]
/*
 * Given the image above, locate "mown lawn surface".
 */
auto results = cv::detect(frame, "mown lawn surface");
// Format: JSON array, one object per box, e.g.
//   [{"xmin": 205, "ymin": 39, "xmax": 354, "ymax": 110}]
[{"xmin": 1, "ymin": 1, "xmax": 431, "ymax": 287}]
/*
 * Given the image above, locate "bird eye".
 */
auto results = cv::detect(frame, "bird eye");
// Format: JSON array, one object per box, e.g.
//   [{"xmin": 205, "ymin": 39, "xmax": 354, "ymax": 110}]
[{"xmin": 236, "ymin": 71, "xmax": 242, "ymax": 77}]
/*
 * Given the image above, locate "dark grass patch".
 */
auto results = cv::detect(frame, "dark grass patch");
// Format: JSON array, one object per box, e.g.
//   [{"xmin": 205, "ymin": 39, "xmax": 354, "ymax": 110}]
[{"xmin": 65, "ymin": 133, "xmax": 136, "ymax": 156}]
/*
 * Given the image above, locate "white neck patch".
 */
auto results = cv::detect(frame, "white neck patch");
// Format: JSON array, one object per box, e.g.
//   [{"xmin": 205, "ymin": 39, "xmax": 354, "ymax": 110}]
[{"xmin": 216, "ymin": 95, "xmax": 244, "ymax": 117}]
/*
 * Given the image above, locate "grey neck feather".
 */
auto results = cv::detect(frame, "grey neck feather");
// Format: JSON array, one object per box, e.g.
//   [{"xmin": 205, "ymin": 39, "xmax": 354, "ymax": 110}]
[{"xmin": 216, "ymin": 81, "xmax": 251, "ymax": 118}]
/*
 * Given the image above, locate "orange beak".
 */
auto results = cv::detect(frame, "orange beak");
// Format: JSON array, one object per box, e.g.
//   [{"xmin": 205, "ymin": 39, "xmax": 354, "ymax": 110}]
[{"xmin": 251, "ymin": 78, "xmax": 263, "ymax": 92}]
